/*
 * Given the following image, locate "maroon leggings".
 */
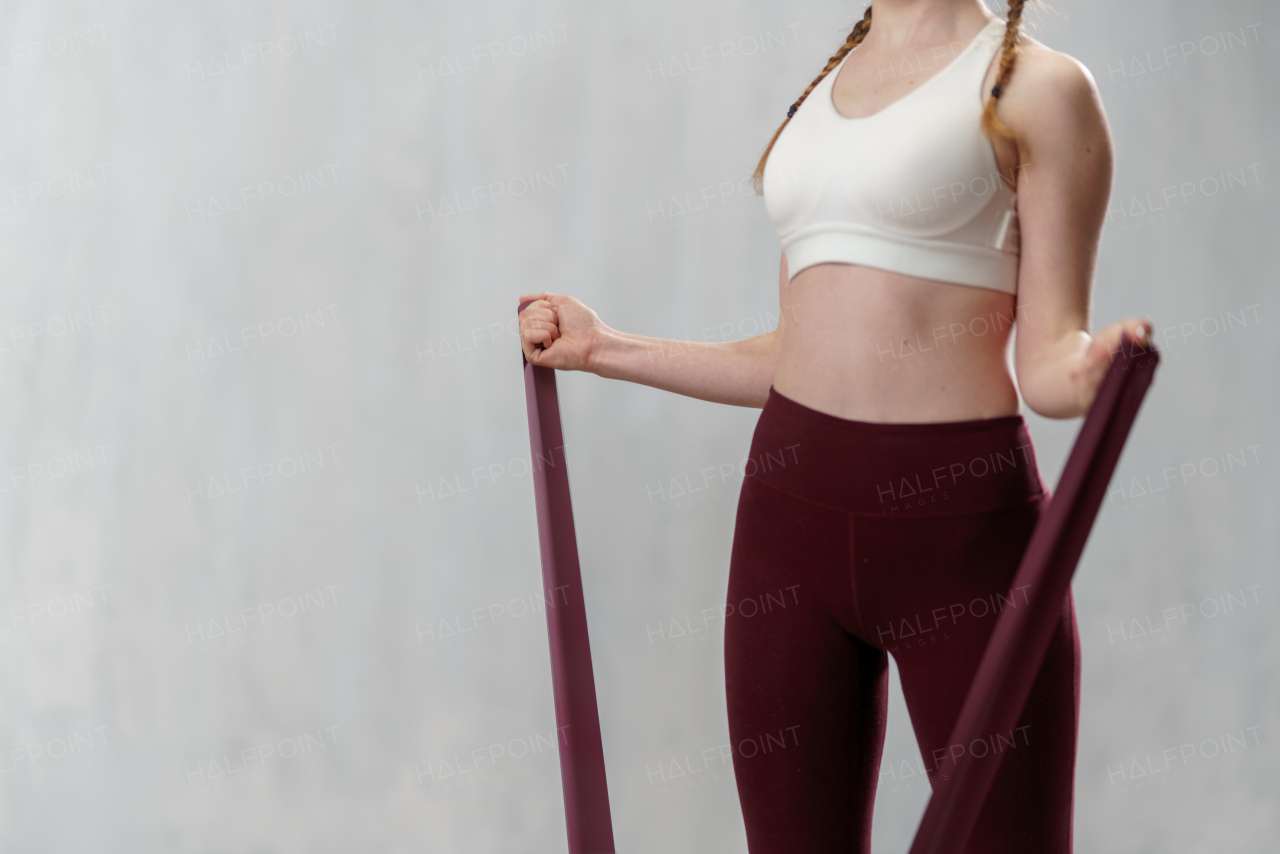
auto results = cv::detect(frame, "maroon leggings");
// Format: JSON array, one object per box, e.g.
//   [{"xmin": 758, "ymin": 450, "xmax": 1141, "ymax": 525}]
[{"xmin": 725, "ymin": 386, "xmax": 1079, "ymax": 853}]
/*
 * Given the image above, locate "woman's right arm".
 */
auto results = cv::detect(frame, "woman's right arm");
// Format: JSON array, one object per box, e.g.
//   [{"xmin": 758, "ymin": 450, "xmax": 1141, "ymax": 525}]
[{"xmin": 517, "ymin": 253, "xmax": 792, "ymax": 409}]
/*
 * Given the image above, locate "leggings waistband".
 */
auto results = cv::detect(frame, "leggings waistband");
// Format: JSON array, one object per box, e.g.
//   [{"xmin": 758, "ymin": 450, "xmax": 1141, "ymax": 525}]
[{"xmin": 747, "ymin": 386, "xmax": 1046, "ymax": 516}]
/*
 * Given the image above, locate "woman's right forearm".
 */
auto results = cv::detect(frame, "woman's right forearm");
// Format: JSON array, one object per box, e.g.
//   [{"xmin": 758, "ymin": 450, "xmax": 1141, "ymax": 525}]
[{"xmin": 587, "ymin": 326, "xmax": 778, "ymax": 408}]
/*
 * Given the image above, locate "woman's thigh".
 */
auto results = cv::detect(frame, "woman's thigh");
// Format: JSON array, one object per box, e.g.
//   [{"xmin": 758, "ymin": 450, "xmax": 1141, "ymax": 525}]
[
  {"xmin": 724, "ymin": 474, "xmax": 888, "ymax": 854},
  {"xmin": 852, "ymin": 498, "xmax": 1080, "ymax": 854}
]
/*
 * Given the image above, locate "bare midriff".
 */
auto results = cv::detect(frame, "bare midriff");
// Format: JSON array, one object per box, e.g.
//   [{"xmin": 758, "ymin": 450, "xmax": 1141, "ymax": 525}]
[{"xmin": 771, "ymin": 262, "xmax": 1022, "ymax": 424}]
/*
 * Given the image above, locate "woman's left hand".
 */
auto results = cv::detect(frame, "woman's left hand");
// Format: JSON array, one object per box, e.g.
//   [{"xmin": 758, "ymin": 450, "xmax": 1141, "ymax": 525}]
[{"xmin": 1069, "ymin": 316, "xmax": 1154, "ymax": 412}]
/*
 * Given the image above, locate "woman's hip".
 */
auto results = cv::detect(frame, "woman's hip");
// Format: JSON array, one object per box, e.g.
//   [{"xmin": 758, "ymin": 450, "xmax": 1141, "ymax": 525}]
[{"xmin": 743, "ymin": 385, "xmax": 1046, "ymax": 517}]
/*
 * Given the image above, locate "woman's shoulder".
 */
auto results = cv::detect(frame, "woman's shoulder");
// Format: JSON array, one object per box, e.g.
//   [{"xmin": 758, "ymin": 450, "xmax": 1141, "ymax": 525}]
[
  {"xmin": 1013, "ymin": 35, "xmax": 1095, "ymax": 90},
  {"xmin": 999, "ymin": 33, "xmax": 1109, "ymax": 136},
  {"xmin": 1004, "ymin": 34, "xmax": 1103, "ymax": 112}
]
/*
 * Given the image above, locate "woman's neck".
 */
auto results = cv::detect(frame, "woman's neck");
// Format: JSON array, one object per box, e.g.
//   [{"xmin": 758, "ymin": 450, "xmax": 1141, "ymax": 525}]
[{"xmin": 863, "ymin": 0, "xmax": 996, "ymax": 49}]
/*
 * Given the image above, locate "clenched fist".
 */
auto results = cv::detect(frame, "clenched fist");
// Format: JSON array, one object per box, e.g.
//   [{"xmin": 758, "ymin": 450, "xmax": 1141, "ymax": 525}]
[
  {"xmin": 517, "ymin": 292, "xmax": 605, "ymax": 371},
  {"xmin": 1070, "ymin": 316, "xmax": 1154, "ymax": 412}
]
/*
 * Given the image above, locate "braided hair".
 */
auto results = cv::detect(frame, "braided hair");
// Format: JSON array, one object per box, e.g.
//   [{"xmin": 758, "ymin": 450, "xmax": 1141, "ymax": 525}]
[
  {"xmin": 751, "ymin": 0, "xmax": 1029, "ymax": 195},
  {"xmin": 750, "ymin": 5, "xmax": 872, "ymax": 195},
  {"xmin": 981, "ymin": 0, "xmax": 1028, "ymax": 139}
]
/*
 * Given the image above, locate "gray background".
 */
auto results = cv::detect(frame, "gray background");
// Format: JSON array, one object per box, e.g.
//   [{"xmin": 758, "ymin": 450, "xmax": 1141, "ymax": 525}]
[{"xmin": 0, "ymin": 0, "xmax": 1275, "ymax": 851}]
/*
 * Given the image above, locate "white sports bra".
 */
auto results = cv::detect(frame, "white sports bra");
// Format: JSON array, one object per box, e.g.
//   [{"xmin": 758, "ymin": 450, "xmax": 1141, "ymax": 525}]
[{"xmin": 763, "ymin": 17, "xmax": 1021, "ymax": 294}]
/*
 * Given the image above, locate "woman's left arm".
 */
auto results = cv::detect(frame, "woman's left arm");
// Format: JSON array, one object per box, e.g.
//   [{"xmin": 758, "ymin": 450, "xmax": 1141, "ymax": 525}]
[{"xmin": 1005, "ymin": 47, "xmax": 1152, "ymax": 419}]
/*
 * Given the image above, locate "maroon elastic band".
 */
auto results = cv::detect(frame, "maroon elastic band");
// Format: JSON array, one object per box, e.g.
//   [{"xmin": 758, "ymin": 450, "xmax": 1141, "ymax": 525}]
[
  {"xmin": 909, "ymin": 331, "xmax": 1161, "ymax": 854},
  {"xmin": 517, "ymin": 299, "xmax": 616, "ymax": 854}
]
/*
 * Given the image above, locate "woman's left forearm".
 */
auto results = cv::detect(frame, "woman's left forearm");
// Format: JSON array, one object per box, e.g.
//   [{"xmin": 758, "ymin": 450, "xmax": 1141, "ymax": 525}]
[
  {"xmin": 1018, "ymin": 316, "xmax": 1153, "ymax": 420},
  {"xmin": 1018, "ymin": 329, "xmax": 1093, "ymax": 419}
]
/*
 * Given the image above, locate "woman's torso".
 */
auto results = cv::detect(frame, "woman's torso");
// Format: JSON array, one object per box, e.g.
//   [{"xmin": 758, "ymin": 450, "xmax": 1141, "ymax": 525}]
[{"xmin": 767, "ymin": 13, "xmax": 1024, "ymax": 424}]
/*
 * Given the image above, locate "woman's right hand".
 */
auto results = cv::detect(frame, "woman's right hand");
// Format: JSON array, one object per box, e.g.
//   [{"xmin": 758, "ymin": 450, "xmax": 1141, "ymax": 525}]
[{"xmin": 517, "ymin": 292, "xmax": 604, "ymax": 371}]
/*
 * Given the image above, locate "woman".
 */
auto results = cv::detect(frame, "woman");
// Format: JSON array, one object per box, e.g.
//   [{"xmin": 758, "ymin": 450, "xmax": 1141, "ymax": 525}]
[{"xmin": 518, "ymin": 0, "xmax": 1150, "ymax": 850}]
